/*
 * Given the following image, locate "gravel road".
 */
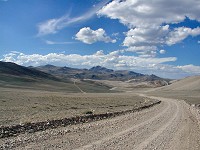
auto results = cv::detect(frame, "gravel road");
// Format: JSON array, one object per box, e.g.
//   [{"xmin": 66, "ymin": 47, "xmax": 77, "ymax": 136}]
[{"xmin": 1, "ymin": 95, "xmax": 200, "ymax": 150}]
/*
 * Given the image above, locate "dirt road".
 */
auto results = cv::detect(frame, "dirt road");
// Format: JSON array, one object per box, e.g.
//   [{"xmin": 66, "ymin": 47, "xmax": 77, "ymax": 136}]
[{"xmin": 1, "ymin": 95, "xmax": 200, "ymax": 150}]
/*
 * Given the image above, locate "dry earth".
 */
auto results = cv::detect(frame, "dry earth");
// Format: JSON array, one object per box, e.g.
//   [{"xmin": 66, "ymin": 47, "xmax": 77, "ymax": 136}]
[
  {"xmin": 0, "ymin": 76, "xmax": 200, "ymax": 149},
  {"xmin": 0, "ymin": 87, "xmax": 152, "ymax": 126},
  {"xmin": 148, "ymin": 76, "xmax": 200, "ymax": 105},
  {"xmin": 1, "ymin": 94, "xmax": 200, "ymax": 150}
]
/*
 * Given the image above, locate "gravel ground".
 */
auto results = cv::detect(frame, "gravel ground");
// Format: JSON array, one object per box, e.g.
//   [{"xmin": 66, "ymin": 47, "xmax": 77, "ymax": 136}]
[
  {"xmin": 0, "ymin": 87, "xmax": 148, "ymax": 126},
  {"xmin": 0, "ymin": 95, "xmax": 199, "ymax": 150}
]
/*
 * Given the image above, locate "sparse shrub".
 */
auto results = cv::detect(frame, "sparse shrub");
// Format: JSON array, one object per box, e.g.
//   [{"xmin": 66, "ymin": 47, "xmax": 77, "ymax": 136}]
[{"xmin": 85, "ymin": 110, "xmax": 93, "ymax": 115}]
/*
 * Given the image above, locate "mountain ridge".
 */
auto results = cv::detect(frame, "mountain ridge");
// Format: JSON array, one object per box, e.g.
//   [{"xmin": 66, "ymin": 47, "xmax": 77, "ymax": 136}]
[
  {"xmin": 0, "ymin": 61, "xmax": 58, "ymax": 81},
  {"xmin": 35, "ymin": 64, "xmax": 171, "ymax": 86},
  {"xmin": 0, "ymin": 61, "xmax": 170, "ymax": 84},
  {"xmin": 0, "ymin": 61, "xmax": 112, "ymax": 93}
]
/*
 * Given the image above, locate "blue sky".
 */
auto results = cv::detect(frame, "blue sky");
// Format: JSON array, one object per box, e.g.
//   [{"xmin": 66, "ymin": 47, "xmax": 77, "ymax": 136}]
[{"xmin": 0, "ymin": 0, "xmax": 200, "ymax": 78}]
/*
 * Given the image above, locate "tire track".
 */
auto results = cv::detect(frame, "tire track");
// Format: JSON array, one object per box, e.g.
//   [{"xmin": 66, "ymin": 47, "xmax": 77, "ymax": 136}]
[
  {"xmin": 75, "ymin": 99, "xmax": 171, "ymax": 150},
  {"xmin": 134, "ymin": 97, "xmax": 180, "ymax": 150},
  {"xmin": 2, "ymin": 95, "xmax": 199, "ymax": 150}
]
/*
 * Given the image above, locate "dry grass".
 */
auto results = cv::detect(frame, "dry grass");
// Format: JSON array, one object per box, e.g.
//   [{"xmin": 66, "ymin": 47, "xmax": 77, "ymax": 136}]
[{"xmin": 0, "ymin": 87, "xmax": 155, "ymax": 126}]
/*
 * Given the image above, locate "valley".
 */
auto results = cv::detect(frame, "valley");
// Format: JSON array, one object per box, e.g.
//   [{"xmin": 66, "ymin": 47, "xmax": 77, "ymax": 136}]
[{"xmin": 0, "ymin": 61, "xmax": 199, "ymax": 149}]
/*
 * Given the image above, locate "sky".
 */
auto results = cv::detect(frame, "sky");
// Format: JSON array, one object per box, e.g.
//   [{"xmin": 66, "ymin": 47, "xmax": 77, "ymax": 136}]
[{"xmin": 0, "ymin": 0, "xmax": 200, "ymax": 79}]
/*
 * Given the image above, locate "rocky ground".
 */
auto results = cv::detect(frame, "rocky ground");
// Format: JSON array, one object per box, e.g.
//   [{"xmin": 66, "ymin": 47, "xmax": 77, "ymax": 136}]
[
  {"xmin": 1, "ymin": 95, "xmax": 199, "ymax": 150},
  {"xmin": 0, "ymin": 87, "xmax": 149, "ymax": 126}
]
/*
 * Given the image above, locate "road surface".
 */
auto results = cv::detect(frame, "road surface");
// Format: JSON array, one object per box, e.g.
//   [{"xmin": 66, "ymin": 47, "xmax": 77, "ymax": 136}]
[
  {"xmin": 1, "ymin": 95, "xmax": 200, "ymax": 150},
  {"xmin": 73, "ymin": 79, "xmax": 86, "ymax": 93}
]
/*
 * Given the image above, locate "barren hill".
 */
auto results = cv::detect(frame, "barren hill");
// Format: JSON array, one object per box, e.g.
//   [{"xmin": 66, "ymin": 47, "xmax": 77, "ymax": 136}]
[
  {"xmin": 0, "ymin": 62, "xmax": 111, "ymax": 93},
  {"xmin": 149, "ymin": 76, "xmax": 200, "ymax": 105},
  {"xmin": 0, "ymin": 61, "xmax": 57, "ymax": 80},
  {"xmin": 160, "ymin": 76, "xmax": 200, "ymax": 91}
]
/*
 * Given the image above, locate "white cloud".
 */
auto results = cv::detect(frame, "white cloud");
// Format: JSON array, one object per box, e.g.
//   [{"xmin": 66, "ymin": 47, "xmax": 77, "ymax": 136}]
[
  {"xmin": 159, "ymin": 49, "xmax": 166, "ymax": 54},
  {"xmin": 1, "ymin": 51, "xmax": 175, "ymax": 71},
  {"xmin": 37, "ymin": 0, "xmax": 110, "ymax": 36},
  {"xmin": 75, "ymin": 27, "xmax": 116, "ymax": 44},
  {"xmin": 177, "ymin": 65, "xmax": 200, "ymax": 74},
  {"xmin": 3, "ymin": 51, "xmax": 200, "ymax": 78},
  {"xmin": 137, "ymin": 50, "xmax": 157, "ymax": 58},
  {"xmin": 123, "ymin": 26, "xmax": 200, "ymax": 56},
  {"xmin": 123, "ymin": 25, "xmax": 169, "ymax": 49},
  {"xmin": 198, "ymin": 41, "xmax": 200, "ymax": 44},
  {"xmin": 166, "ymin": 27, "xmax": 200, "ymax": 45},
  {"xmin": 126, "ymin": 46, "xmax": 157, "ymax": 52},
  {"xmin": 94, "ymin": 50, "xmax": 105, "ymax": 56},
  {"xmin": 98, "ymin": 0, "xmax": 200, "ymax": 56},
  {"xmin": 98, "ymin": 0, "xmax": 200, "ymax": 28}
]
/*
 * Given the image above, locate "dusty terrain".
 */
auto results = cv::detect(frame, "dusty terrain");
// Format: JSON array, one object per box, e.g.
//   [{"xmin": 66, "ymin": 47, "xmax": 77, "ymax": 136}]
[
  {"xmin": 148, "ymin": 76, "xmax": 200, "ymax": 104},
  {"xmin": 0, "ymin": 76, "xmax": 200, "ymax": 149},
  {"xmin": 1, "ymin": 95, "xmax": 199, "ymax": 149},
  {"xmin": 0, "ymin": 87, "xmax": 152, "ymax": 126}
]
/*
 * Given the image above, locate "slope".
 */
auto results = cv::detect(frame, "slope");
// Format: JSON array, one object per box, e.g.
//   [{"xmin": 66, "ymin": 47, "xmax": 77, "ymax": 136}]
[
  {"xmin": 160, "ymin": 76, "xmax": 200, "ymax": 91},
  {"xmin": 0, "ymin": 62, "xmax": 111, "ymax": 93},
  {"xmin": 148, "ymin": 76, "xmax": 200, "ymax": 104}
]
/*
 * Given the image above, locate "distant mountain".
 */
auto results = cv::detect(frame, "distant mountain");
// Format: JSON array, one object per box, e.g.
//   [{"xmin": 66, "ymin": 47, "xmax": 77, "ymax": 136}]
[
  {"xmin": 0, "ymin": 62, "xmax": 171, "ymax": 90},
  {"xmin": 36, "ymin": 64, "xmax": 83, "ymax": 79},
  {"xmin": 89, "ymin": 66, "xmax": 114, "ymax": 73},
  {"xmin": 0, "ymin": 62, "xmax": 112, "ymax": 93},
  {"xmin": 35, "ymin": 65, "xmax": 171, "ymax": 86},
  {"xmin": 0, "ymin": 61, "xmax": 58, "ymax": 80}
]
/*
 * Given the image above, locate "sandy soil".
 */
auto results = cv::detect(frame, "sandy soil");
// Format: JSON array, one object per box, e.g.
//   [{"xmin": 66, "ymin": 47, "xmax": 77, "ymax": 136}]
[{"xmin": 1, "ymin": 95, "xmax": 199, "ymax": 150}]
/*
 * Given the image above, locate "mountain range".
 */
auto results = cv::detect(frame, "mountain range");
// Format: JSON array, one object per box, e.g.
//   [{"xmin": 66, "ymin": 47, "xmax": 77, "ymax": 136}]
[
  {"xmin": 35, "ymin": 65, "xmax": 169, "ymax": 83},
  {"xmin": 0, "ymin": 61, "xmax": 171, "ymax": 91}
]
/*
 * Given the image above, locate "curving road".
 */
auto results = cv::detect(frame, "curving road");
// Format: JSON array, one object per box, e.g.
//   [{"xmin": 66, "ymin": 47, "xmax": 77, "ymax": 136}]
[{"xmin": 1, "ymin": 95, "xmax": 200, "ymax": 149}]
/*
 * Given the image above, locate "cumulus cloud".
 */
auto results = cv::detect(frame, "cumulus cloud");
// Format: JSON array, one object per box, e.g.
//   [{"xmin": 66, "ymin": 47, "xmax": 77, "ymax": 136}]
[
  {"xmin": 37, "ymin": 0, "xmax": 110, "ymax": 36},
  {"xmin": 1, "ymin": 51, "xmax": 175, "ymax": 71},
  {"xmin": 122, "ymin": 25, "xmax": 200, "ymax": 56},
  {"xmin": 75, "ymin": 27, "xmax": 116, "ymax": 44},
  {"xmin": 2, "ymin": 51, "xmax": 200, "ymax": 78},
  {"xmin": 98, "ymin": 0, "xmax": 200, "ymax": 28},
  {"xmin": 123, "ymin": 25, "xmax": 170, "ymax": 51},
  {"xmin": 166, "ymin": 27, "xmax": 200, "ymax": 45},
  {"xmin": 94, "ymin": 50, "xmax": 105, "ymax": 56},
  {"xmin": 159, "ymin": 50, "xmax": 166, "ymax": 54},
  {"xmin": 98, "ymin": 0, "xmax": 200, "ymax": 56}
]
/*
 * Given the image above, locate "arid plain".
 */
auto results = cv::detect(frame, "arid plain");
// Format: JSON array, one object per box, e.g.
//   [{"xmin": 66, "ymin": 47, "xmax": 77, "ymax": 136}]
[{"xmin": 0, "ymin": 62, "xmax": 200, "ymax": 149}]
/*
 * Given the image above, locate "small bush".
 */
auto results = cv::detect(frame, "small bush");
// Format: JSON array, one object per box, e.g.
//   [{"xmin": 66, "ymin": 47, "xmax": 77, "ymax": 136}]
[{"xmin": 85, "ymin": 110, "xmax": 93, "ymax": 115}]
